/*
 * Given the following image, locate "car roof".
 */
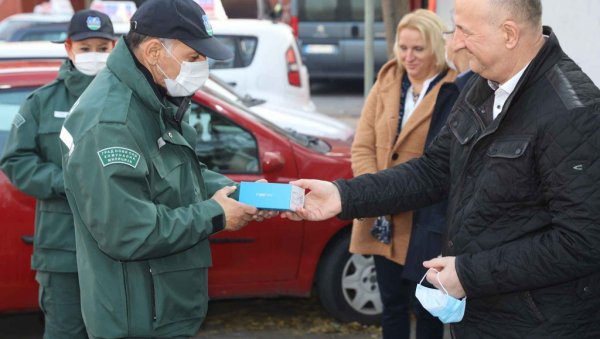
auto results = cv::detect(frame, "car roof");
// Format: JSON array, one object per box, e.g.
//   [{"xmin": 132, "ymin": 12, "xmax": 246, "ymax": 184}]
[
  {"xmin": 2, "ymin": 13, "xmax": 73, "ymax": 23},
  {"xmin": 0, "ymin": 41, "xmax": 67, "ymax": 60},
  {"xmin": 211, "ymin": 19, "xmax": 293, "ymax": 36}
]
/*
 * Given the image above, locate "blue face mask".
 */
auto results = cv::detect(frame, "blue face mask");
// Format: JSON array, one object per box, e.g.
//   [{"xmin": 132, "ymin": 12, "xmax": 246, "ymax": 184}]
[{"xmin": 415, "ymin": 269, "xmax": 466, "ymax": 324}]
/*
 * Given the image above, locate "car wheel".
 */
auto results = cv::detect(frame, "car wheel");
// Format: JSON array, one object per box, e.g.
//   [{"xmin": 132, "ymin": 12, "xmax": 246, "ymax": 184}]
[{"xmin": 316, "ymin": 231, "xmax": 382, "ymax": 325}]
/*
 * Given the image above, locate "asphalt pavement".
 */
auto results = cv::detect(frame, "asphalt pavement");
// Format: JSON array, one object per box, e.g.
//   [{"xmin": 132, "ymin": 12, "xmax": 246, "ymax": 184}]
[{"xmin": 311, "ymin": 80, "xmax": 364, "ymax": 128}]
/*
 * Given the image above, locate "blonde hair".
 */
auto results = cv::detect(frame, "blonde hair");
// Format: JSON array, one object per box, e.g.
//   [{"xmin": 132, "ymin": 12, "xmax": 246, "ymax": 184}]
[{"xmin": 393, "ymin": 9, "xmax": 448, "ymax": 74}]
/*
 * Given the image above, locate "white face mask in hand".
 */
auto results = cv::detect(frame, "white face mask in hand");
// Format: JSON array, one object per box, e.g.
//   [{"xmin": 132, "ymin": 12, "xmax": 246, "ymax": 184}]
[
  {"xmin": 157, "ymin": 42, "xmax": 209, "ymax": 97},
  {"xmin": 74, "ymin": 52, "xmax": 109, "ymax": 76},
  {"xmin": 415, "ymin": 269, "xmax": 466, "ymax": 324}
]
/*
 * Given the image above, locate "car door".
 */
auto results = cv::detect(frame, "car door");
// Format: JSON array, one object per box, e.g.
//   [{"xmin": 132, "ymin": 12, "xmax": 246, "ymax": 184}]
[
  {"xmin": 188, "ymin": 99, "xmax": 304, "ymax": 296},
  {"xmin": 0, "ymin": 87, "xmax": 38, "ymax": 312}
]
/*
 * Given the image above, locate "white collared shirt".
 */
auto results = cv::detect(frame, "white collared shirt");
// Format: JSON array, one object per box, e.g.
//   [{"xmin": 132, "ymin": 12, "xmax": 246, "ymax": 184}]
[
  {"xmin": 403, "ymin": 73, "xmax": 440, "ymax": 127},
  {"xmin": 487, "ymin": 63, "xmax": 530, "ymax": 119}
]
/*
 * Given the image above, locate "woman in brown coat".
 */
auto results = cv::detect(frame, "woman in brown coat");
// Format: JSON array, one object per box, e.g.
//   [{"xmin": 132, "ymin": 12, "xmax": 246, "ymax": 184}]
[{"xmin": 350, "ymin": 9, "xmax": 457, "ymax": 339}]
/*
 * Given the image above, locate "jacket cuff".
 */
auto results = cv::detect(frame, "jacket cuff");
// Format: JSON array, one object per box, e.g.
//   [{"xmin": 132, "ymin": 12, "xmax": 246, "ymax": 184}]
[
  {"xmin": 332, "ymin": 179, "xmax": 352, "ymax": 220},
  {"xmin": 455, "ymin": 253, "xmax": 497, "ymax": 298},
  {"xmin": 204, "ymin": 198, "xmax": 225, "ymax": 235},
  {"xmin": 211, "ymin": 214, "xmax": 225, "ymax": 234}
]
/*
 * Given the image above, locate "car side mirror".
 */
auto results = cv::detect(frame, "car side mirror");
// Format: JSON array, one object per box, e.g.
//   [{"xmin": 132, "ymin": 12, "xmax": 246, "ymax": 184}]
[{"xmin": 261, "ymin": 151, "xmax": 284, "ymax": 173}]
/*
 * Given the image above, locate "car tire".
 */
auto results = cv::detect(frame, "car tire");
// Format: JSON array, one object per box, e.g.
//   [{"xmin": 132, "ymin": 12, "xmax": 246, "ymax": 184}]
[{"xmin": 316, "ymin": 230, "xmax": 382, "ymax": 325}]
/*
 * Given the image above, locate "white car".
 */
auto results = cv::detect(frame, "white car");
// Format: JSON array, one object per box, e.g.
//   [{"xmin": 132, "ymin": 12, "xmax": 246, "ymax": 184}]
[
  {"xmin": 0, "ymin": 41, "xmax": 353, "ymax": 140},
  {"xmin": 0, "ymin": 1, "xmax": 134, "ymax": 41},
  {"xmin": 0, "ymin": 13, "xmax": 73, "ymax": 42},
  {"xmin": 210, "ymin": 19, "xmax": 316, "ymax": 112}
]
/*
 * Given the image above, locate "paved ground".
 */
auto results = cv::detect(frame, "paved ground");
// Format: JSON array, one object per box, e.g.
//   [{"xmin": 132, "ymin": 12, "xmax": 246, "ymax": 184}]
[
  {"xmin": 0, "ymin": 297, "xmax": 381, "ymax": 339},
  {"xmin": 311, "ymin": 80, "xmax": 364, "ymax": 128},
  {"xmin": 195, "ymin": 297, "xmax": 381, "ymax": 339}
]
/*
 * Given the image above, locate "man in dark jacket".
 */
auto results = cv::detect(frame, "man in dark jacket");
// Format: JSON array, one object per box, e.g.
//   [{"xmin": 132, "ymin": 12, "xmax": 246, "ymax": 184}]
[{"xmin": 283, "ymin": 0, "xmax": 600, "ymax": 337}]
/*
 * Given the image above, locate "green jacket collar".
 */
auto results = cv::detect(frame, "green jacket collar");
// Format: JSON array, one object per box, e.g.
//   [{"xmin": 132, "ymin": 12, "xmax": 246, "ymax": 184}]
[
  {"xmin": 106, "ymin": 37, "xmax": 165, "ymax": 113},
  {"xmin": 57, "ymin": 60, "xmax": 94, "ymax": 98}
]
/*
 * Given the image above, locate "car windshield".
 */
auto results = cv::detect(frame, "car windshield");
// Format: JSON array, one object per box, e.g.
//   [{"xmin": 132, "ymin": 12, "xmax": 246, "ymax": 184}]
[
  {"xmin": 205, "ymin": 75, "xmax": 265, "ymax": 107},
  {"xmin": 0, "ymin": 20, "xmax": 29, "ymax": 41},
  {"xmin": 0, "ymin": 87, "xmax": 36, "ymax": 156},
  {"xmin": 200, "ymin": 82, "xmax": 331, "ymax": 152},
  {"xmin": 0, "ymin": 19, "xmax": 69, "ymax": 42}
]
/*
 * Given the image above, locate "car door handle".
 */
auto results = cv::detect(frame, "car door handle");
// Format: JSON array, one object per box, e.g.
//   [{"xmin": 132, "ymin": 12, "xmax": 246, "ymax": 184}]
[{"xmin": 21, "ymin": 235, "xmax": 34, "ymax": 245}]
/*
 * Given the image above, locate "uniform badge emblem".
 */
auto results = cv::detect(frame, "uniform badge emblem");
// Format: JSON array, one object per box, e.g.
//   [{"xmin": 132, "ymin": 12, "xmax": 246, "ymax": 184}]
[
  {"xmin": 12, "ymin": 113, "xmax": 26, "ymax": 128},
  {"xmin": 202, "ymin": 15, "xmax": 213, "ymax": 36},
  {"xmin": 98, "ymin": 147, "xmax": 141, "ymax": 168},
  {"xmin": 86, "ymin": 16, "xmax": 102, "ymax": 31}
]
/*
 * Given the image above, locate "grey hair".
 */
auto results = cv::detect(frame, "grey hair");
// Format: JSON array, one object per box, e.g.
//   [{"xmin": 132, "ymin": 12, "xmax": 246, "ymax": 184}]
[
  {"xmin": 124, "ymin": 30, "xmax": 176, "ymax": 52},
  {"xmin": 489, "ymin": 0, "xmax": 542, "ymax": 27},
  {"xmin": 158, "ymin": 38, "xmax": 176, "ymax": 52}
]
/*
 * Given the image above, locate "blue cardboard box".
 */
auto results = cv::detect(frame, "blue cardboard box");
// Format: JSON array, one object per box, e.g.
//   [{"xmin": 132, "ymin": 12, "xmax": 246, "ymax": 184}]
[{"xmin": 238, "ymin": 182, "xmax": 305, "ymax": 211}]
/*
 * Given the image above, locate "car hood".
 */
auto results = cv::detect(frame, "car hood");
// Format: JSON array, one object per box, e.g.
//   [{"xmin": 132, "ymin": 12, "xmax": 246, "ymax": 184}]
[
  {"xmin": 250, "ymin": 103, "xmax": 354, "ymax": 141},
  {"xmin": 321, "ymin": 137, "xmax": 352, "ymax": 158}
]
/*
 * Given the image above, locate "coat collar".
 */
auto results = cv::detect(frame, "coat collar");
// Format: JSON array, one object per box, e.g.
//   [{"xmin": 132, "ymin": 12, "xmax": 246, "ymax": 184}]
[
  {"xmin": 392, "ymin": 69, "xmax": 457, "ymax": 149},
  {"xmin": 106, "ymin": 37, "xmax": 166, "ymax": 113},
  {"xmin": 57, "ymin": 60, "xmax": 94, "ymax": 98},
  {"xmin": 463, "ymin": 26, "xmax": 563, "ymax": 115}
]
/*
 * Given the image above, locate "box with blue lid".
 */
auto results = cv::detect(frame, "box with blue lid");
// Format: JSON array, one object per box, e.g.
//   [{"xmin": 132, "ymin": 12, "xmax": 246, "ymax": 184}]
[{"xmin": 238, "ymin": 182, "xmax": 305, "ymax": 211}]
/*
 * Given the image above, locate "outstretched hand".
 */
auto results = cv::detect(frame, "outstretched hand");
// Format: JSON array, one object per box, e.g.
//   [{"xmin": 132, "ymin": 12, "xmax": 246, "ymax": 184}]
[
  {"xmin": 281, "ymin": 179, "xmax": 342, "ymax": 221},
  {"xmin": 211, "ymin": 186, "xmax": 257, "ymax": 231}
]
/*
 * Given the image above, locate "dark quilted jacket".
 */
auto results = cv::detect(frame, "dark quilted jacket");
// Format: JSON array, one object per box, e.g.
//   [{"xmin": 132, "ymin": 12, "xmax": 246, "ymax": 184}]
[{"xmin": 335, "ymin": 26, "xmax": 600, "ymax": 338}]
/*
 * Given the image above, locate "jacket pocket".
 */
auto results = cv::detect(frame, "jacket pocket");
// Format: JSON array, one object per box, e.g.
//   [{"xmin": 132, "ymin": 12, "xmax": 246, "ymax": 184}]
[
  {"xmin": 482, "ymin": 136, "xmax": 536, "ymax": 202},
  {"xmin": 149, "ymin": 243, "xmax": 211, "ymax": 329},
  {"xmin": 449, "ymin": 113, "xmax": 478, "ymax": 145},
  {"xmin": 487, "ymin": 137, "xmax": 531, "ymax": 159},
  {"xmin": 150, "ymin": 145, "xmax": 187, "ymax": 204},
  {"xmin": 523, "ymin": 291, "xmax": 546, "ymax": 323},
  {"xmin": 36, "ymin": 199, "xmax": 75, "ymax": 251},
  {"xmin": 149, "ymin": 263, "xmax": 208, "ymax": 329}
]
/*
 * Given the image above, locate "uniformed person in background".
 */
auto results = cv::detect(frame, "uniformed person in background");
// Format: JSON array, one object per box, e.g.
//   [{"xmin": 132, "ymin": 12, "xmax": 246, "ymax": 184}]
[
  {"xmin": 59, "ymin": 0, "xmax": 265, "ymax": 338},
  {"xmin": 0, "ymin": 9, "xmax": 116, "ymax": 339}
]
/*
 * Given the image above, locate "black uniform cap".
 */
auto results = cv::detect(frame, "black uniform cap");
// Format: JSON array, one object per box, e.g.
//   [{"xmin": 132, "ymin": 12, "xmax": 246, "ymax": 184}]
[
  {"xmin": 65, "ymin": 9, "xmax": 115, "ymax": 42},
  {"xmin": 130, "ymin": 0, "xmax": 233, "ymax": 60}
]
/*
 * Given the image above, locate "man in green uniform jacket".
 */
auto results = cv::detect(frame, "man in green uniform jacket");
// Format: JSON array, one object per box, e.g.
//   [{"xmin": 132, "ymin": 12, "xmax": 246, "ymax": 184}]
[
  {"xmin": 0, "ymin": 10, "xmax": 115, "ymax": 339},
  {"xmin": 60, "ymin": 0, "xmax": 261, "ymax": 338}
]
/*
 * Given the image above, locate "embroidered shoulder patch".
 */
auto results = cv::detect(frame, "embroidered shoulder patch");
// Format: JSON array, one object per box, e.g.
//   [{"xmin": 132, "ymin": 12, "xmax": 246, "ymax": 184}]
[
  {"xmin": 12, "ymin": 113, "xmax": 25, "ymax": 128},
  {"xmin": 97, "ymin": 147, "xmax": 140, "ymax": 168}
]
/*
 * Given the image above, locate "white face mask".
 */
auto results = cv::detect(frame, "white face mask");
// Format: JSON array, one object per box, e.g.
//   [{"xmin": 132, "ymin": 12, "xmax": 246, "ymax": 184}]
[
  {"xmin": 158, "ymin": 43, "xmax": 209, "ymax": 97},
  {"xmin": 73, "ymin": 52, "xmax": 109, "ymax": 76}
]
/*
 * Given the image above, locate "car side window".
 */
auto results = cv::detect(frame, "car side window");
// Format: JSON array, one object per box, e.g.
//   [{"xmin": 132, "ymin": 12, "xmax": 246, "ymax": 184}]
[
  {"xmin": 190, "ymin": 103, "xmax": 259, "ymax": 174},
  {"xmin": 299, "ymin": 0, "xmax": 337, "ymax": 21},
  {"xmin": 210, "ymin": 35, "xmax": 258, "ymax": 69},
  {"xmin": 20, "ymin": 31, "xmax": 67, "ymax": 42}
]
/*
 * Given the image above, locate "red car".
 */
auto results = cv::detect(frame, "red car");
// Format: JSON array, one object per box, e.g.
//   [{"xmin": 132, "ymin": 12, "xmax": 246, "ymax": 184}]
[{"xmin": 0, "ymin": 61, "xmax": 382, "ymax": 324}]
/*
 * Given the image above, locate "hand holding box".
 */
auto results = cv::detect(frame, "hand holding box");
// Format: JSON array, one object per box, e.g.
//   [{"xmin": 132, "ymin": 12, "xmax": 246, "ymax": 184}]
[{"xmin": 238, "ymin": 182, "xmax": 305, "ymax": 211}]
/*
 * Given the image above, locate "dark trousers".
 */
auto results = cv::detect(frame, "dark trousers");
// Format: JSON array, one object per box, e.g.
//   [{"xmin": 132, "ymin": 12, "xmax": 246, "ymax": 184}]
[
  {"xmin": 36, "ymin": 271, "xmax": 87, "ymax": 339},
  {"xmin": 374, "ymin": 255, "xmax": 444, "ymax": 339}
]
